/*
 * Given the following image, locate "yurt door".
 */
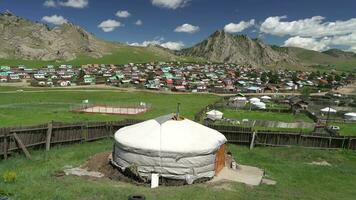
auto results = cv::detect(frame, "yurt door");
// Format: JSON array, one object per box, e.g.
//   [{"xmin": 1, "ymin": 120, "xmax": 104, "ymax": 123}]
[{"xmin": 215, "ymin": 145, "xmax": 225, "ymax": 175}]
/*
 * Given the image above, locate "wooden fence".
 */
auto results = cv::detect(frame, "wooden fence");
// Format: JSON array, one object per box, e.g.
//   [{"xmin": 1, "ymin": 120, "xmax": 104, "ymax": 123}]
[
  {"xmin": 0, "ymin": 119, "xmax": 143, "ymax": 160},
  {"xmin": 0, "ymin": 119, "xmax": 356, "ymax": 160},
  {"xmin": 211, "ymin": 125, "xmax": 356, "ymax": 150}
]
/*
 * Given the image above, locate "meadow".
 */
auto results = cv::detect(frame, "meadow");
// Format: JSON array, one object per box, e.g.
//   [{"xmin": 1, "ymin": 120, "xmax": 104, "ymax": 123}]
[
  {"xmin": 1, "ymin": 139, "xmax": 356, "ymax": 199},
  {"xmin": 0, "ymin": 88, "xmax": 218, "ymax": 127},
  {"xmin": 221, "ymin": 109, "xmax": 314, "ymax": 123}
]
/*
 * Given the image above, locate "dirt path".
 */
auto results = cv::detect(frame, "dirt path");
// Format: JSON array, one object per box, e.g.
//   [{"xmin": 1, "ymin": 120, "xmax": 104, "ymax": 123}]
[{"xmin": 333, "ymin": 82, "xmax": 356, "ymax": 95}]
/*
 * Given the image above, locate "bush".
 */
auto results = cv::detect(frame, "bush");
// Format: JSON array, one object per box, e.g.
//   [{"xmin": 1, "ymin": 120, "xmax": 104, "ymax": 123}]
[{"xmin": 3, "ymin": 171, "xmax": 17, "ymax": 183}]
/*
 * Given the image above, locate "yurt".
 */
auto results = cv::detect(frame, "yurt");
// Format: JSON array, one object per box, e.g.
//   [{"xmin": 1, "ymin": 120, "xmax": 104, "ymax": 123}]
[
  {"xmin": 261, "ymin": 96, "xmax": 272, "ymax": 102},
  {"xmin": 249, "ymin": 97, "xmax": 260, "ymax": 104},
  {"xmin": 112, "ymin": 114, "xmax": 227, "ymax": 184},
  {"xmin": 320, "ymin": 107, "xmax": 337, "ymax": 113},
  {"xmin": 206, "ymin": 110, "xmax": 223, "ymax": 121},
  {"xmin": 344, "ymin": 112, "xmax": 356, "ymax": 121},
  {"xmin": 252, "ymin": 102, "xmax": 266, "ymax": 109}
]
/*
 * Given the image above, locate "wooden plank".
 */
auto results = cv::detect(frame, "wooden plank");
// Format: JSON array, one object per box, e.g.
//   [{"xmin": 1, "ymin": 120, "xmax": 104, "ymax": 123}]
[
  {"xmin": 13, "ymin": 132, "xmax": 32, "ymax": 160},
  {"xmin": 46, "ymin": 122, "xmax": 53, "ymax": 151},
  {"xmin": 4, "ymin": 133, "xmax": 8, "ymax": 160}
]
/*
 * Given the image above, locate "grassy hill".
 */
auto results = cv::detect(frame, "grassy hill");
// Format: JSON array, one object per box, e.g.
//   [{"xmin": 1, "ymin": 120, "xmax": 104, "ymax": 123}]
[{"xmin": 282, "ymin": 47, "xmax": 356, "ymax": 72}]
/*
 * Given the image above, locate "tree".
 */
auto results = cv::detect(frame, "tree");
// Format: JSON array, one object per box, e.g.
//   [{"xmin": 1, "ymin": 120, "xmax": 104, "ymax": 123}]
[
  {"xmin": 147, "ymin": 72, "xmax": 155, "ymax": 80},
  {"xmin": 292, "ymin": 72, "xmax": 298, "ymax": 82},
  {"xmin": 327, "ymin": 75, "xmax": 334, "ymax": 83},
  {"xmin": 260, "ymin": 72, "xmax": 268, "ymax": 83},
  {"xmin": 301, "ymin": 87, "xmax": 312, "ymax": 99},
  {"xmin": 268, "ymin": 72, "xmax": 279, "ymax": 84},
  {"xmin": 308, "ymin": 72, "xmax": 316, "ymax": 80},
  {"xmin": 335, "ymin": 74, "xmax": 341, "ymax": 82}
]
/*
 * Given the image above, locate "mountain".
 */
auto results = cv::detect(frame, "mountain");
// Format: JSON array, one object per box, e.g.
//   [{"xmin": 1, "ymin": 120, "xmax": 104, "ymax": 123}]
[
  {"xmin": 322, "ymin": 49, "xmax": 356, "ymax": 59},
  {"xmin": 1, "ymin": 12, "xmax": 355, "ymax": 71},
  {"xmin": 0, "ymin": 11, "xmax": 176, "ymax": 63},
  {"xmin": 179, "ymin": 30, "xmax": 297, "ymax": 66},
  {"xmin": 180, "ymin": 31, "xmax": 356, "ymax": 70}
]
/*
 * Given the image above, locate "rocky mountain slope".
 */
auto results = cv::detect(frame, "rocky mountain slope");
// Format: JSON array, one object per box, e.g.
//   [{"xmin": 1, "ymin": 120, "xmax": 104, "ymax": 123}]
[
  {"xmin": 179, "ymin": 30, "xmax": 297, "ymax": 66},
  {"xmin": 0, "ymin": 11, "xmax": 177, "ymax": 62},
  {"xmin": 0, "ymin": 11, "xmax": 122, "ymax": 61}
]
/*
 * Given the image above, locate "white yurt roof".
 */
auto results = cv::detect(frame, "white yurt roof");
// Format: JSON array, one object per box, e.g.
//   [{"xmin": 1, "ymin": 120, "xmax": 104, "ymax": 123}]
[
  {"xmin": 320, "ymin": 107, "xmax": 337, "ymax": 113},
  {"xmin": 252, "ymin": 102, "xmax": 266, "ymax": 109},
  {"xmin": 206, "ymin": 110, "xmax": 223, "ymax": 116},
  {"xmin": 249, "ymin": 97, "xmax": 260, "ymax": 103},
  {"xmin": 261, "ymin": 96, "xmax": 272, "ymax": 100},
  {"xmin": 115, "ymin": 114, "xmax": 227, "ymax": 155},
  {"xmin": 345, "ymin": 112, "xmax": 356, "ymax": 117},
  {"xmin": 233, "ymin": 97, "xmax": 247, "ymax": 101}
]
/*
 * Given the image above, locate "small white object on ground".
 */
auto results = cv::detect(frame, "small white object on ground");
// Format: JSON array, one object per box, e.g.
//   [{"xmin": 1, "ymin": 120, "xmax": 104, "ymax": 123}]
[
  {"xmin": 309, "ymin": 161, "xmax": 332, "ymax": 166},
  {"xmin": 151, "ymin": 173, "xmax": 159, "ymax": 188},
  {"xmin": 261, "ymin": 178, "xmax": 277, "ymax": 185}
]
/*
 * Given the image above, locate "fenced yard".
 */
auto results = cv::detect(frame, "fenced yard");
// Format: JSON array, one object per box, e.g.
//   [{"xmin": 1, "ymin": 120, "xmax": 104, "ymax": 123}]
[
  {"xmin": 71, "ymin": 103, "xmax": 151, "ymax": 115},
  {"xmin": 1, "ymin": 120, "xmax": 356, "ymax": 160}
]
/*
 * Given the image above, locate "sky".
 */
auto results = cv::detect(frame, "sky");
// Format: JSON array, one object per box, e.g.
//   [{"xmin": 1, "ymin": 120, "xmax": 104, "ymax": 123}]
[{"xmin": 1, "ymin": 0, "xmax": 356, "ymax": 52}]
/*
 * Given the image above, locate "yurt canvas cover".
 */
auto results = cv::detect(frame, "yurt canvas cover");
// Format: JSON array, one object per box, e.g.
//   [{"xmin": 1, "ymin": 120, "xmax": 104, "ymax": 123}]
[
  {"xmin": 112, "ymin": 114, "xmax": 227, "ymax": 184},
  {"xmin": 206, "ymin": 110, "xmax": 223, "ymax": 121}
]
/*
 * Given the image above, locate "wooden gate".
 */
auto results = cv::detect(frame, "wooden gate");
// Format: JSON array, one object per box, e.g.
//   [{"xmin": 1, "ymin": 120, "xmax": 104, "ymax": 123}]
[{"xmin": 215, "ymin": 144, "xmax": 225, "ymax": 175}]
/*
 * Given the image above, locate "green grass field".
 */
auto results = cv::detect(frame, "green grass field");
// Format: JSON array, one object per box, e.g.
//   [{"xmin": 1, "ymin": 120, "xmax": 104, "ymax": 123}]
[
  {"xmin": 221, "ymin": 109, "xmax": 314, "ymax": 123},
  {"xmin": 1, "ymin": 139, "xmax": 356, "ymax": 199},
  {"xmin": 0, "ymin": 89, "xmax": 218, "ymax": 127},
  {"xmin": 332, "ymin": 123, "xmax": 356, "ymax": 136}
]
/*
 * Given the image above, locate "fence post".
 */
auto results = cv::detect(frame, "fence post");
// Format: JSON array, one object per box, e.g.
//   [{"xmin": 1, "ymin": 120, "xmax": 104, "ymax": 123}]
[
  {"xmin": 250, "ymin": 131, "xmax": 256, "ymax": 150},
  {"xmin": 348, "ymin": 138, "xmax": 352, "ymax": 150},
  {"xmin": 4, "ymin": 133, "xmax": 8, "ymax": 160},
  {"xmin": 46, "ymin": 121, "xmax": 53, "ymax": 151}
]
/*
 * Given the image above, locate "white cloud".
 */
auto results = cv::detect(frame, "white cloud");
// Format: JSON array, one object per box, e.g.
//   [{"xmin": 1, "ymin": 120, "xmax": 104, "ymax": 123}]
[
  {"xmin": 224, "ymin": 19, "xmax": 255, "ymax": 33},
  {"xmin": 160, "ymin": 41, "xmax": 185, "ymax": 50},
  {"xmin": 151, "ymin": 0, "xmax": 190, "ymax": 9},
  {"xmin": 174, "ymin": 23, "xmax": 199, "ymax": 34},
  {"xmin": 135, "ymin": 20, "xmax": 143, "ymax": 26},
  {"xmin": 283, "ymin": 36, "xmax": 329, "ymax": 51},
  {"xmin": 98, "ymin": 19, "xmax": 121, "ymax": 32},
  {"xmin": 128, "ymin": 38, "xmax": 184, "ymax": 50},
  {"xmin": 260, "ymin": 16, "xmax": 356, "ymax": 38},
  {"xmin": 58, "ymin": 0, "xmax": 88, "ymax": 8},
  {"xmin": 43, "ymin": 0, "xmax": 57, "ymax": 8},
  {"xmin": 261, "ymin": 16, "xmax": 356, "ymax": 52},
  {"xmin": 41, "ymin": 15, "xmax": 68, "ymax": 25},
  {"xmin": 116, "ymin": 10, "xmax": 131, "ymax": 18}
]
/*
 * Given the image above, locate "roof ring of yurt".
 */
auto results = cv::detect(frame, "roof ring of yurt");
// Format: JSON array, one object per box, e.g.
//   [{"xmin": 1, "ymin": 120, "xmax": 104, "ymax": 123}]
[{"xmin": 111, "ymin": 104, "xmax": 227, "ymax": 186}]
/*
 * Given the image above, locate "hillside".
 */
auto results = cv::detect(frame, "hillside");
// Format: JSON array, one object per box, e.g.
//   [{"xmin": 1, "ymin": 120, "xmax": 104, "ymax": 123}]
[
  {"xmin": 180, "ymin": 31, "xmax": 356, "ymax": 71},
  {"xmin": 279, "ymin": 47, "xmax": 356, "ymax": 71},
  {"xmin": 0, "ymin": 11, "xmax": 177, "ymax": 66},
  {"xmin": 179, "ymin": 30, "xmax": 297, "ymax": 67}
]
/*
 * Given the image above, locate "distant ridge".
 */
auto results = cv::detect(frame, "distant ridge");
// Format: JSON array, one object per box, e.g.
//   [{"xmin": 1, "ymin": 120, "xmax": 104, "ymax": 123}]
[{"xmin": 179, "ymin": 30, "xmax": 297, "ymax": 66}]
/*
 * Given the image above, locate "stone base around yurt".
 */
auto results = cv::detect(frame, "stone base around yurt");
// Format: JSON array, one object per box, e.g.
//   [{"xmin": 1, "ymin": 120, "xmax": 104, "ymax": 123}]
[{"xmin": 60, "ymin": 151, "xmax": 267, "ymax": 187}]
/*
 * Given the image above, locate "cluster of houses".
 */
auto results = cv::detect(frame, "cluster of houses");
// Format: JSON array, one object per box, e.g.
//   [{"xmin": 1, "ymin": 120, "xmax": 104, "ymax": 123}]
[{"xmin": 0, "ymin": 63, "xmax": 354, "ymax": 93}]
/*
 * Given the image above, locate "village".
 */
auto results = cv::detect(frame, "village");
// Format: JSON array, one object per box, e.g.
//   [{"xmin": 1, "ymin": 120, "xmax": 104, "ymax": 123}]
[{"xmin": 0, "ymin": 63, "xmax": 354, "ymax": 93}]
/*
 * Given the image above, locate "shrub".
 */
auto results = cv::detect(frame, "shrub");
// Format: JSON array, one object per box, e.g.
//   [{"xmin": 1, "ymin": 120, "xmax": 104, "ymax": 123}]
[{"xmin": 3, "ymin": 171, "xmax": 17, "ymax": 183}]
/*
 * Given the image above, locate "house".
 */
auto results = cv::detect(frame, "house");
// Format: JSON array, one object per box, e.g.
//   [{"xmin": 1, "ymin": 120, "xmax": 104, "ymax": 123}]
[
  {"xmin": 83, "ymin": 75, "xmax": 95, "ymax": 85},
  {"xmin": 246, "ymin": 86, "xmax": 263, "ymax": 93},
  {"xmin": 8, "ymin": 74, "xmax": 20, "ymax": 82}
]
